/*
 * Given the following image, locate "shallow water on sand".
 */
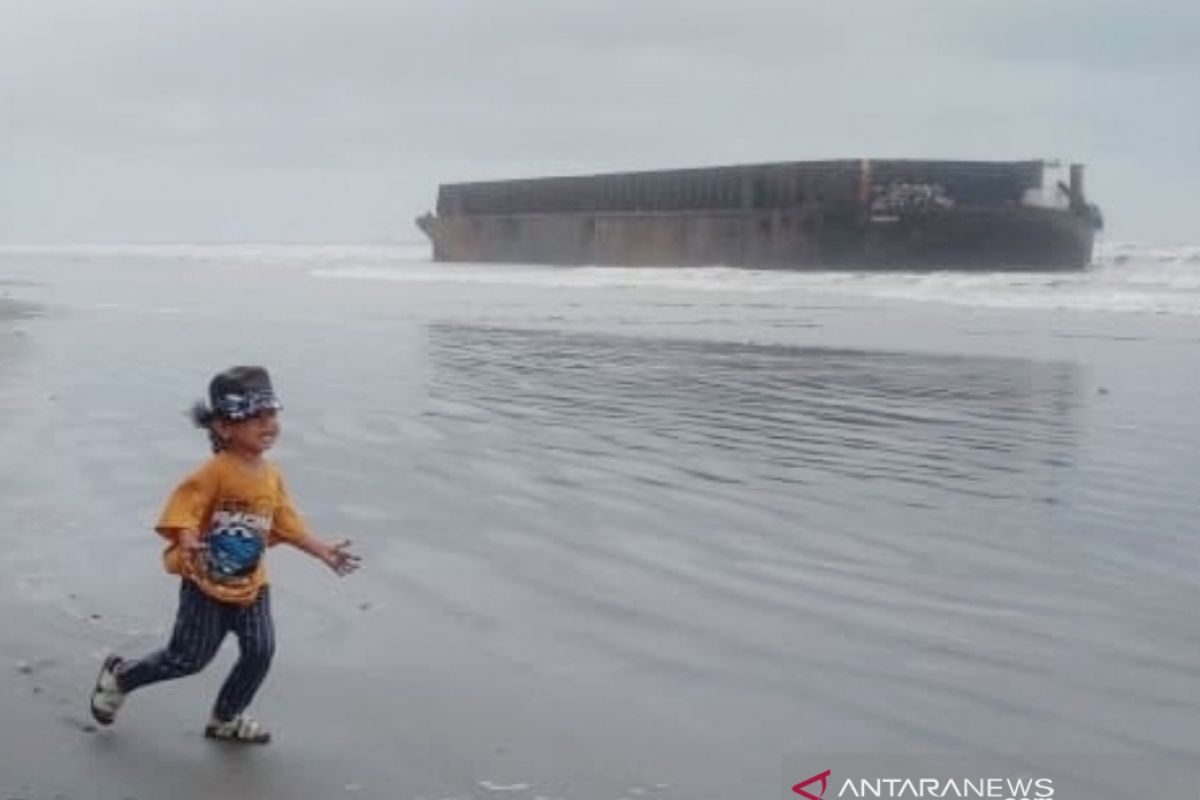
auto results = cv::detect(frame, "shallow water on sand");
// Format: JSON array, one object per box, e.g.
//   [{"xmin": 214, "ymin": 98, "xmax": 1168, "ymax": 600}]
[{"xmin": 1, "ymin": 246, "xmax": 1198, "ymax": 799}]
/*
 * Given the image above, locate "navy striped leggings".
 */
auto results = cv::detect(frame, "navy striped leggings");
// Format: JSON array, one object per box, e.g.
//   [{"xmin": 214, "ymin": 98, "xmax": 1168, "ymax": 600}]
[{"xmin": 117, "ymin": 580, "xmax": 275, "ymax": 722}]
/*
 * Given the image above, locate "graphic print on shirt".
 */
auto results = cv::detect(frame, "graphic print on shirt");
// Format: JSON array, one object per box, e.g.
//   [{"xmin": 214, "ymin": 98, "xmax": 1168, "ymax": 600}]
[{"xmin": 204, "ymin": 499, "xmax": 273, "ymax": 583}]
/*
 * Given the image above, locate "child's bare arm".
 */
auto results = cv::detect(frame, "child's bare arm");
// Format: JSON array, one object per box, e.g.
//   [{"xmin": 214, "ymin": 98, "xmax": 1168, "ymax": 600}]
[{"xmin": 292, "ymin": 534, "xmax": 361, "ymax": 576}]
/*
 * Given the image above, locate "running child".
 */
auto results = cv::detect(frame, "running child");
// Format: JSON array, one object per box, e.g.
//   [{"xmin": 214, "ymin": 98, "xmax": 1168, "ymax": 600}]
[{"xmin": 89, "ymin": 365, "xmax": 361, "ymax": 743}]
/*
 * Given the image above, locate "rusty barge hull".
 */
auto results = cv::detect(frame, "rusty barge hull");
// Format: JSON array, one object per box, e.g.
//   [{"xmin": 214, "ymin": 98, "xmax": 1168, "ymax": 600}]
[
  {"xmin": 417, "ymin": 206, "xmax": 1094, "ymax": 270},
  {"xmin": 417, "ymin": 159, "xmax": 1101, "ymax": 270}
]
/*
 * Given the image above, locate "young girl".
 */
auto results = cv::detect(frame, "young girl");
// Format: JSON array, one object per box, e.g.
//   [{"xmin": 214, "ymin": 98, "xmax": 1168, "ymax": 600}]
[{"xmin": 89, "ymin": 366, "xmax": 360, "ymax": 743}]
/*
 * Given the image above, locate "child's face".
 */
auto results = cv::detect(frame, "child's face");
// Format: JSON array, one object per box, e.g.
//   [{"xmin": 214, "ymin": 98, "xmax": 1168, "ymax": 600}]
[{"xmin": 215, "ymin": 410, "xmax": 280, "ymax": 456}]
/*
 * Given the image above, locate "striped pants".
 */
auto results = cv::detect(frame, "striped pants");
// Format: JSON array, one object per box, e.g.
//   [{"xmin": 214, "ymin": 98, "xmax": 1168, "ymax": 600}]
[{"xmin": 117, "ymin": 580, "xmax": 275, "ymax": 722}]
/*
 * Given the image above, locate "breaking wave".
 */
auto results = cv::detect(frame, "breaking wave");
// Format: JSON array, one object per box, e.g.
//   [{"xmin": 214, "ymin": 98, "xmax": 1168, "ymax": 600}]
[
  {"xmin": 309, "ymin": 241, "xmax": 1200, "ymax": 317},
  {"xmin": 3, "ymin": 240, "xmax": 1197, "ymax": 316}
]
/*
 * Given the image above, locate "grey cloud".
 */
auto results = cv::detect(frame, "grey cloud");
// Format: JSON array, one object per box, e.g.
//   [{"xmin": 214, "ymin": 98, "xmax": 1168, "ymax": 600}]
[
  {"xmin": 948, "ymin": 0, "xmax": 1200, "ymax": 70},
  {"xmin": 0, "ymin": 0, "xmax": 1196, "ymax": 242}
]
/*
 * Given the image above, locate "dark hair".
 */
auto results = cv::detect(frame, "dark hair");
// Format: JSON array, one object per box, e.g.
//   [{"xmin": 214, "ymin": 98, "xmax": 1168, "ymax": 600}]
[{"xmin": 190, "ymin": 401, "xmax": 226, "ymax": 453}]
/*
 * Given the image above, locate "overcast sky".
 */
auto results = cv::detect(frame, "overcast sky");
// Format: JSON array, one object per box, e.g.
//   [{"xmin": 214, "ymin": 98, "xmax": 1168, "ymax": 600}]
[{"xmin": 1, "ymin": 0, "xmax": 1196, "ymax": 244}]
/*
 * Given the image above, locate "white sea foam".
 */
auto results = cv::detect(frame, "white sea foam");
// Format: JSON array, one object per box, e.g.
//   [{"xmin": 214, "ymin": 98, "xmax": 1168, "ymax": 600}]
[
  {"xmin": 307, "ymin": 241, "xmax": 1200, "ymax": 316},
  {"xmin": 3, "ymin": 241, "xmax": 1197, "ymax": 316},
  {"xmin": 0, "ymin": 242, "xmax": 420, "ymax": 265}
]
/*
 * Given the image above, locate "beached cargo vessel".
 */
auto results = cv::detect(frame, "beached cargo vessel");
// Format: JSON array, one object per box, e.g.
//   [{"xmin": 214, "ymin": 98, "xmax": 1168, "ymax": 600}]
[{"xmin": 416, "ymin": 159, "xmax": 1102, "ymax": 270}]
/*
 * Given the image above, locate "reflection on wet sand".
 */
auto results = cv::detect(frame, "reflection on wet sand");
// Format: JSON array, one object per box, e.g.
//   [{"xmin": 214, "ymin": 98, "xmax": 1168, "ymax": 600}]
[
  {"xmin": 426, "ymin": 323, "xmax": 1081, "ymax": 512},
  {"xmin": 406, "ymin": 324, "xmax": 1193, "ymax": 762}
]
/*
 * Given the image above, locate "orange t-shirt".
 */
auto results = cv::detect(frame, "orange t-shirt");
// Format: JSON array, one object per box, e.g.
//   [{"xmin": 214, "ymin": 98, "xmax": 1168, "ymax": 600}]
[{"xmin": 155, "ymin": 452, "xmax": 310, "ymax": 606}]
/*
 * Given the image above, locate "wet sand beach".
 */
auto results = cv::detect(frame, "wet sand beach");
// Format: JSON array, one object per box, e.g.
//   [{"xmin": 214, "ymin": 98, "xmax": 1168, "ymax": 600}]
[{"xmin": 1, "ymin": 246, "xmax": 1199, "ymax": 799}]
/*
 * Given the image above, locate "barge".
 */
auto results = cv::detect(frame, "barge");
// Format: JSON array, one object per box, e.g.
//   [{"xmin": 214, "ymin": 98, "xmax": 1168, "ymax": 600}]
[{"xmin": 417, "ymin": 159, "xmax": 1102, "ymax": 270}]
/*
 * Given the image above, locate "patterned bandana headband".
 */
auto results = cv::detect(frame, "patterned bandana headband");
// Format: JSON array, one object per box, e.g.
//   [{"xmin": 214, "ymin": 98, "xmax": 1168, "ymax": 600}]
[{"xmin": 213, "ymin": 389, "xmax": 282, "ymax": 421}]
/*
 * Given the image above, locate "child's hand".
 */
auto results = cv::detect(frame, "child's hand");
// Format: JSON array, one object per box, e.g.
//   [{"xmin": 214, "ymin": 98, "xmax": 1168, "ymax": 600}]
[
  {"xmin": 322, "ymin": 539, "xmax": 361, "ymax": 576},
  {"xmin": 179, "ymin": 529, "xmax": 206, "ymax": 561}
]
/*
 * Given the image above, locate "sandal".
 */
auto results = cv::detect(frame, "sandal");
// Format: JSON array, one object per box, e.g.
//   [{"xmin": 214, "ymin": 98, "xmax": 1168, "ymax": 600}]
[
  {"xmin": 89, "ymin": 655, "xmax": 126, "ymax": 726},
  {"xmin": 204, "ymin": 715, "xmax": 272, "ymax": 744}
]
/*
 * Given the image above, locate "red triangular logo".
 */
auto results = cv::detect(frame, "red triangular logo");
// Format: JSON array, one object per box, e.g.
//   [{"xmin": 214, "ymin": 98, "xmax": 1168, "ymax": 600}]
[{"xmin": 793, "ymin": 769, "xmax": 832, "ymax": 799}]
